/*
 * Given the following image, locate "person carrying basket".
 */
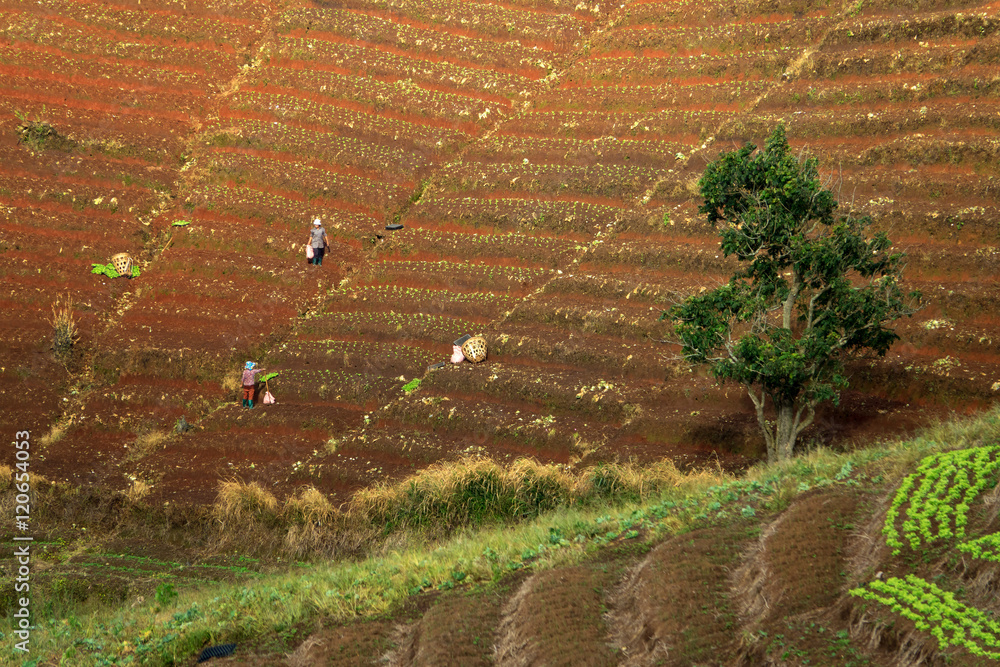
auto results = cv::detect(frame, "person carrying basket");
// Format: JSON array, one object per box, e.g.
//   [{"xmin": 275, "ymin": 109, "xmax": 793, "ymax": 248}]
[
  {"xmin": 307, "ymin": 218, "xmax": 330, "ymax": 266},
  {"xmin": 241, "ymin": 361, "xmax": 266, "ymax": 409}
]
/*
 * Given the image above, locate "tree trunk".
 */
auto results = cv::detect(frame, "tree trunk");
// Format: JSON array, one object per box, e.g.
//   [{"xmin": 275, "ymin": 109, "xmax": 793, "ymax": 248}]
[{"xmin": 774, "ymin": 403, "xmax": 797, "ymax": 462}]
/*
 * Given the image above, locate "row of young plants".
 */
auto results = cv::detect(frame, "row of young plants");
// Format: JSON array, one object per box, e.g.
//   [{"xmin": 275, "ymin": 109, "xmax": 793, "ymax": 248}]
[
  {"xmin": 476, "ymin": 134, "xmax": 684, "ymax": 164},
  {"xmin": 850, "ymin": 574, "xmax": 1000, "ymax": 659},
  {"xmin": 330, "ymin": 284, "xmax": 520, "ymax": 312},
  {"xmin": 195, "ymin": 183, "xmax": 380, "ymax": 228},
  {"xmin": 273, "ymin": 35, "xmax": 537, "ymax": 100},
  {"xmin": 209, "ymin": 148, "xmax": 412, "ymax": 188},
  {"xmin": 207, "ymin": 151, "xmax": 409, "ymax": 211},
  {"xmin": 386, "ymin": 228, "xmax": 579, "ymax": 263},
  {"xmin": 274, "ymin": 6, "xmax": 557, "ymax": 73},
  {"xmin": 565, "ymin": 47, "xmax": 798, "ymax": 87},
  {"xmin": 882, "ymin": 445, "xmax": 1000, "ymax": 555},
  {"xmin": 307, "ymin": 310, "xmax": 479, "ymax": 341},
  {"xmin": 224, "ymin": 89, "xmax": 472, "ymax": 147},
  {"xmin": 258, "ymin": 64, "xmax": 502, "ymax": 123},
  {"xmin": 1, "ymin": 13, "xmax": 238, "ymax": 74},
  {"xmin": 326, "ymin": 0, "xmax": 597, "ymax": 46},
  {"xmin": 432, "ymin": 161, "xmax": 659, "ymax": 200},
  {"xmin": 279, "ymin": 338, "xmax": 439, "ymax": 369},
  {"xmin": 222, "ymin": 119, "xmax": 429, "ymax": 177},
  {"xmin": 375, "ymin": 259, "xmax": 554, "ymax": 283},
  {"xmin": 507, "ymin": 107, "xmax": 731, "ymax": 138},
  {"xmin": 591, "ymin": 16, "xmax": 829, "ymax": 57},
  {"xmin": 537, "ymin": 79, "xmax": 768, "ymax": 113},
  {"xmin": 0, "ymin": 46, "xmax": 207, "ymax": 90},
  {"xmin": 32, "ymin": 0, "xmax": 264, "ymax": 47},
  {"xmin": 408, "ymin": 199, "xmax": 617, "ymax": 235}
]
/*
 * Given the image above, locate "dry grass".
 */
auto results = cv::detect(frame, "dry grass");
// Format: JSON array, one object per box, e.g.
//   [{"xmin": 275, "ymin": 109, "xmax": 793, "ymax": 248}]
[
  {"xmin": 220, "ymin": 369, "xmax": 243, "ymax": 395},
  {"xmin": 350, "ymin": 456, "xmax": 695, "ymax": 531},
  {"xmin": 126, "ymin": 479, "xmax": 151, "ymax": 503},
  {"xmin": 283, "ymin": 485, "xmax": 334, "ymax": 525},
  {"xmin": 0, "ymin": 465, "xmax": 11, "ymax": 490},
  {"xmin": 47, "ymin": 292, "xmax": 79, "ymax": 362},
  {"xmin": 131, "ymin": 429, "xmax": 170, "ymax": 458},
  {"xmin": 214, "ymin": 479, "xmax": 279, "ymax": 527},
  {"xmin": 39, "ymin": 422, "xmax": 68, "ymax": 447}
]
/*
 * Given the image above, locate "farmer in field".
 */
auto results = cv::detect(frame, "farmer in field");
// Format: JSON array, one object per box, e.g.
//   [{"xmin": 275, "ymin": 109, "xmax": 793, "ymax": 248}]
[
  {"xmin": 308, "ymin": 218, "xmax": 330, "ymax": 266},
  {"xmin": 241, "ymin": 361, "xmax": 266, "ymax": 409}
]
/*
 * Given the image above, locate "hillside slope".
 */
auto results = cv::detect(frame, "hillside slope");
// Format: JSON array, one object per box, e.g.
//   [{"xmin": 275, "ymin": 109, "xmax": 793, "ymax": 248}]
[
  {"xmin": 9, "ymin": 410, "xmax": 1000, "ymax": 666},
  {"xmin": 3, "ymin": 0, "xmax": 999, "ymax": 506}
]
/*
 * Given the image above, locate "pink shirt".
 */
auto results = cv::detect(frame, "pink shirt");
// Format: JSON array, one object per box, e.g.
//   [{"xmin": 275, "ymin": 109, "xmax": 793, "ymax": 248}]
[{"xmin": 242, "ymin": 368, "xmax": 262, "ymax": 386}]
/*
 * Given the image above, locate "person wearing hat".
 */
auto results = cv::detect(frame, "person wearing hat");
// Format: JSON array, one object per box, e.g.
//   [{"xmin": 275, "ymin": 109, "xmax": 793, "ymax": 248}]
[
  {"xmin": 308, "ymin": 218, "xmax": 330, "ymax": 266},
  {"xmin": 241, "ymin": 361, "xmax": 266, "ymax": 409}
]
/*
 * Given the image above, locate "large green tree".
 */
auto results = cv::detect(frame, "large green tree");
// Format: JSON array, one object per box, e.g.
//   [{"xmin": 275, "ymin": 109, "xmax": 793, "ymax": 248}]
[{"xmin": 666, "ymin": 126, "xmax": 919, "ymax": 462}]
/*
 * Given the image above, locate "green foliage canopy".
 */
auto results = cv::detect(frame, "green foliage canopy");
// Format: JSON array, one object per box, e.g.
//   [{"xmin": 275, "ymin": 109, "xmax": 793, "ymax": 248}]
[{"xmin": 667, "ymin": 125, "xmax": 919, "ymax": 461}]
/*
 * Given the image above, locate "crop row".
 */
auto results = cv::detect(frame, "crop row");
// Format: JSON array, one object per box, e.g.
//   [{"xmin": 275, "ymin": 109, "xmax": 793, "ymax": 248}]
[
  {"xmin": 389, "ymin": 228, "xmax": 579, "ymax": 258},
  {"xmin": 219, "ymin": 119, "xmax": 429, "ymax": 178},
  {"xmin": 377, "ymin": 259, "xmax": 553, "ymax": 280},
  {"xmin": 0, "ymin": 46, "xmax": 206, "ymax": 89},
  {"xmin": 0, "ymin": 14, "xmax": 238, "ymax": 74},
  {"xmin": 306, "ymin": 311, "xmax": 480, "ymax": 343},
  {"xmin": 616, "ymin": 1, "xmax": 827, "ymax": 28},
  {"xmin": 850, "ymin": 574, "xmax": 1000, "ymax": 659},
  {"xmin": 956, "ymin": 533, "xmax": 1000, "ymax": 563},
  {"xmin": 593, "ymin": 17, "xmax": 828, "ymax": 57},
  {"xmin": 430, "ymin": 162, "xmax": 659, "ymax": 201},
  {"xmin": 280, "ymin": 338, "xmax": 439, "ymax": 367},
  {"xmin": 194, "ymin": 183, "xmax": 379, "ymax": 227},
  {"xmin": 258, "ymin": 65, "xmax": 500, "ymax": 121},
  {"xmin": 0, "ymin": 0, "xmax": 272, "ymax": 18},
  {"xmin": 275, "ymin": 7, "xmax": 556, "ymax": 72},
  {"xmin": 744, "ymin": 108, "xmax": 1000, "ymax": 140},
  {"xmin": 331, "ymin": 284, "xmax": 520, "ymax": 312},
  {"xmin": 800, "ymin": 41, "xmax": 993, "ymax": 81},
  {"xmin": 763, "ymin": 76, "xmax": 1000, "ymax": 111},
  {"xmin": 224, "ymin": 89, "xmax": 471, "ymax": 147},
  {"xmin": 272, "ymin": 368, "xmax": 400, "ymax": 393},
  {"xmin": 416, "ymin": 195, "xmax": 622, "ymax": 218},
  {"xmin": 505, "ymin": 108, "xmax": 731, "ymax": 139},
  {"xmin": 326, "ymin": 0, "xmax": 597, "ymax": 46},
  {"xmin": 408, "ymin": 198, "xmax": 622, "ymax": 234},
  {"xmin": 207, "ymin": 152, "xmax": 409, "ymax": 211},
  {"xmin": 535, "ymin": 79, "xmax": 770, "ymax": 113},
  {"xmin": 471, "ymin": 134, "xmax": 685, "ymax": 164},
  {"xmin": 28, "ymin": 0, "xmax": 263, "ymax": 46},
  {"xmin": 273, "ymin": 35, "xmax": 536, "ymax": 99},
  {"xmin": 562, "ymin": 47, "xmax": 799, "ymax": 87},
  {"xmin": 882, "ymin": 446, "xmax": 1000, "ymax": 555}
]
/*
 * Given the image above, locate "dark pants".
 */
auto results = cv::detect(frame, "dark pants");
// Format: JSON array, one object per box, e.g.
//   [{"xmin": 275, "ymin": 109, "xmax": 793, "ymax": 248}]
[{"xmin": 311, "ymin": 246, "xmax": 325, "ymax": 265}]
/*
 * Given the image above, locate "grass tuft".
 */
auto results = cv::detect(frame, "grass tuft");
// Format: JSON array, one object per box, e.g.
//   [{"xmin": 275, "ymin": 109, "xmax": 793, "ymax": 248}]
[
  {"xmin": 47, "ymin": 292, "xmax": 79, "ymax": 363},
  {"xmin": 214, "ymin": 479, "xmax": 279, "ymax": 527}
]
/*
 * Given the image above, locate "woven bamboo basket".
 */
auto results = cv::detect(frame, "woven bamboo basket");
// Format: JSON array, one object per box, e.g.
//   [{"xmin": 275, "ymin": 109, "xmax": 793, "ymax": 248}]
[
  {"xmin": 111, "ymin": 253, "xmax": 132, "ymax": 276},
  {"xmin": 461, "ymin": 336, "xmax": 488, "ymax": 363}
]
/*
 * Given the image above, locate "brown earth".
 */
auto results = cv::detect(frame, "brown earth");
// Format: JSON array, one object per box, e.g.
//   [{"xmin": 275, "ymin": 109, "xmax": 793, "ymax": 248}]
[{"xmin": 2, "ymin": 0, "xmax": 1000, "ymax": 660}]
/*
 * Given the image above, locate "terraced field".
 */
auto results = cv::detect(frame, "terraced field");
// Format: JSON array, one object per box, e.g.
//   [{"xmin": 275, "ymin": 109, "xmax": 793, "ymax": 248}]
[{"xmin": 2, "ymin": 0, "xmax": 999, "ymax": 511}]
